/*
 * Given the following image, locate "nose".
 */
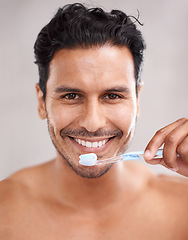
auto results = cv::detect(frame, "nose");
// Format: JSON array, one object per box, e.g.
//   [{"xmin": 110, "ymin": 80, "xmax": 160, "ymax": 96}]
[{"xmin": 79, "ymin": 99, "xmax": 107, "ymax": 132}]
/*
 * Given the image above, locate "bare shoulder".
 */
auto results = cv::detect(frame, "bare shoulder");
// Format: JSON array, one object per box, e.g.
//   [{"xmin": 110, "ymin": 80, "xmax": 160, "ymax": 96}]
[
  {"xmin": 153, "ymin": 173, "xmax": 188, "ymax": 194},
  {"xmin": 149, "ymin": 173, "xmax": 188, "ymax": 209},
  {"xmin": 0, "ymin": 176, "xmax": 30, "ymax": 235},
  {"xmin": 0, "ymin": 160, "xmax": 53, "ymax": 194},
  {"xmin": 0, "ymin": 161, "xmax": 53, "ymax": 223},
  {"xmin": 0, "ymin": 173, "xmax": 31, "ymax": 206},
  {"xmin": 143, "ymin": 174, "xmax": 188, "ymax": 236}
]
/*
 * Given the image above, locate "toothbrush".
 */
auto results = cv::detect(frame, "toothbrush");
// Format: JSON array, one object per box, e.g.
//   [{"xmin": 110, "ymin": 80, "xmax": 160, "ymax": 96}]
[{"xmin": 79, "ymin": 149, "xmax": 163, "ymax": 166}]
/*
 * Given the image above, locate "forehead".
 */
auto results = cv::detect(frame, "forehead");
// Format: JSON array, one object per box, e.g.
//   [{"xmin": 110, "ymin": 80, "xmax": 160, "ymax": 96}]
[{"xmin": 47, "ymin": 45, "xmax": 135, "ymax": 91}]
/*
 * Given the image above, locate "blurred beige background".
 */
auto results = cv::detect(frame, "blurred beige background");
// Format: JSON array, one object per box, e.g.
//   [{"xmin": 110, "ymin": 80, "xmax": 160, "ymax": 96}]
[{"xmin": 0, "ymin": 0, "xmax": 187, "ymax": 180}]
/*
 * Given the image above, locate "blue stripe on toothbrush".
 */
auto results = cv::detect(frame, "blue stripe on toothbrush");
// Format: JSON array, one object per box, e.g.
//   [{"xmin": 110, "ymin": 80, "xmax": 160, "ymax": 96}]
[
  {"xmin": 121, "ymin": 149, "xmax": 164, "ymax": 161},
  {"xmin": 121, "ymin": 154, "xmax": 142, "ymax": 160}
]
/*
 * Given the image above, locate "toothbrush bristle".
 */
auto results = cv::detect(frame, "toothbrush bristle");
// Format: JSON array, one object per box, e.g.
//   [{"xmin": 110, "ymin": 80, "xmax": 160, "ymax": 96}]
[{"xmin": 79, "ymin": 153, "xmax": 97, "ymax": 166}]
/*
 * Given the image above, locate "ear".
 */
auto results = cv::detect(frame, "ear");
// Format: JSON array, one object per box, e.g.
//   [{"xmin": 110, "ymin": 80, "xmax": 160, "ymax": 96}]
[
  {"xmin": 136, "ymin": 83, "xmax": 143, "ymax": 118},
  {"xmin": 35, "ymin": 83, "xmax": 47, "ymax": 119}
]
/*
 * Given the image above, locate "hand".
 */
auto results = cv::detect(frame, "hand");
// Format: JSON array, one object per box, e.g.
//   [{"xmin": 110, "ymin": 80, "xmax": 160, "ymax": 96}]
[{"xmin": 144, "ymin": 118, "xmax": 188, "ymax": 177}]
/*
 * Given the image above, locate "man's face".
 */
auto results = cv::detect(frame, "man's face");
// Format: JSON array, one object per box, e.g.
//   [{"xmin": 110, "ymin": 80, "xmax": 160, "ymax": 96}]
[{"xmin": 36, "ymin": 45, "xmax": 141, "ymax": 178}]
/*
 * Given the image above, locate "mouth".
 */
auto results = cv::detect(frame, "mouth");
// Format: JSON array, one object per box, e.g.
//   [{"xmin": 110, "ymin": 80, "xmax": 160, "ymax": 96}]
[{"xmin": 68, "ymin": 136, "xmax": 115, "ymax": 152}]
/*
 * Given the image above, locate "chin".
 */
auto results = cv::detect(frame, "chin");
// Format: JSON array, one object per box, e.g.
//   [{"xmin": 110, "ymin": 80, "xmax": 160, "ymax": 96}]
[{"xmin": 68, "ymin": 160, "xmax": 113, "ymax": 179}]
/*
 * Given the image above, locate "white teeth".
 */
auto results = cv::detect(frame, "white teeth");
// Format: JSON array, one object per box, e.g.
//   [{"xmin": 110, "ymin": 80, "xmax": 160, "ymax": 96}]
[
  {"xmin": 98, "ymin": 141, "xmax": 102, "ymax": 147},
  {"xmin": 92, "ymin": 142, "xmax": 98, "ymax": 148},
  {"xmin": 75, "ymin": 138, "xmax": 108, "ymax": 148},
  {"xmin": 86, "ymin": 141, "xmax": 92, "ymax": 148}
]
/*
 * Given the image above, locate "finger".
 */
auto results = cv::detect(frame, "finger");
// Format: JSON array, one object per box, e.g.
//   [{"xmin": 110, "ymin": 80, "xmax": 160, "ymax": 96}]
[
  {"xmin": 160, "ymin": 159, "xmax": 179, "ymax": 172},
  {"xmin": 177, "ymin": 135, "xmax": 188, "ymax": 163},
  {"xmin": 147, "ymin": 135, "xmax": 188, "ymax": 174},
  {"xmin": 163, "ymin": 119, "xmax": 188, "ymax": 170},
  {"xmin": 175, "ymin": 156, "xmax": 188, "ymax": 177},
  {"xmin": 144, "ymin": 118, "xmax": 187, "ymax": 161},
  {"xmin": 160, "ymin": 156, "xmax": 188, "ymax": 176},
  {"xmin": 145, "ymin": 157, "xmax": 163, "ymax": 165},
  {"xmin": 147, "ymin": 158, "xmax": 177, "ymax": 172}
]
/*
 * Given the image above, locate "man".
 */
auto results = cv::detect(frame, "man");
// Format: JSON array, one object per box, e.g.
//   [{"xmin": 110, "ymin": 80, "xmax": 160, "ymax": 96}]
[{"xmin": 0, "ymin": 3, "xmax": 188, "ymax": 239}]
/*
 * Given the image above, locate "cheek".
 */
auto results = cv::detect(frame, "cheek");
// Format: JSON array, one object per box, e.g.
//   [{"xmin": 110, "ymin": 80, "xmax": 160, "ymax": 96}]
[
  {"xmin": 47, "ymin": 105, "xmax": 79, "ymax": 131},
  {"xmin": 107, "ymin": 102, "xmax": 137, "ymax": 133}
]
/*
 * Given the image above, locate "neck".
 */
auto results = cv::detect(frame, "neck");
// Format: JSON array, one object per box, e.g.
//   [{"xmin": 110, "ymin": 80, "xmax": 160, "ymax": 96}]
[{"xmin": 46, "ymin": 154, "xmax": 150, "ymax": 211}]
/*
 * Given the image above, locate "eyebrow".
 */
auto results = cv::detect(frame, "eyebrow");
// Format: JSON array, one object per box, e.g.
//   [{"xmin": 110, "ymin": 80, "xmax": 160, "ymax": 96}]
[
  {"xmin": 54, "ymin": 86, "xmax": 82, "ymax": 94},
  {"xmin": 54, "ymin": 85, "xmax": 131, "ymax": 94},
  {"xmin": 105, "ymin": 86, "xmax": 131, "ymax": 94}
]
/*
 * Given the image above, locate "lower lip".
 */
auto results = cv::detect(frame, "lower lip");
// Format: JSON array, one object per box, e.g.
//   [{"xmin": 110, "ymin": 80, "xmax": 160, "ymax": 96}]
[{"xmin": 69, "ymin": 137, "xmax": 114, "ymax": 154}]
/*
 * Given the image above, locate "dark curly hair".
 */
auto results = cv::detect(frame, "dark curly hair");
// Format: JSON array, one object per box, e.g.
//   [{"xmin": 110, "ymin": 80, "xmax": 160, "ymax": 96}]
[{"xmin": 34, "ymin": 3, "xmax": 146, "ymax": 100}]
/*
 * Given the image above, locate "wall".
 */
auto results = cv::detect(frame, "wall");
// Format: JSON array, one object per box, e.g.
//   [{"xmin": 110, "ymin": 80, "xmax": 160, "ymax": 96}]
[{"xmin": 0, "ymin": 0, "xmax": 187, "ymax": 180}]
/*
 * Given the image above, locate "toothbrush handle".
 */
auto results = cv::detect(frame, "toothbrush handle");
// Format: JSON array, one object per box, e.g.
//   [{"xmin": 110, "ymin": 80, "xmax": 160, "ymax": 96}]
[
  {"xmin": 122, "ymin": 149, "xmax": 164, "ymax": 160},
  {"xmin": 153, "ymin": 149, "xmax": 163, "ymax": 158},
  {"xmin": 97, "ymin": 155, "xmax": 124, "ymax": 165},
  {"xmin": 96, "ymin": 149, "xmax": 164, "ymax": 165}
]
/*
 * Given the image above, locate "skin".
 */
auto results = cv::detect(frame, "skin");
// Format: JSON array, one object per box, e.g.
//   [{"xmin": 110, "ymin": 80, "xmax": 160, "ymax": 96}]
[{"xmin": 0, "ymin": 45, "xmax": 188, "ymax": 240}]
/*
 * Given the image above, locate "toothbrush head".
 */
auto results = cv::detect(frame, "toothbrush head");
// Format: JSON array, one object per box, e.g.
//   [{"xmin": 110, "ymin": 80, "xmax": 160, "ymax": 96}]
[{"xmin": 79, "ymin": 153, "xmax": 97, "ymax": 166}]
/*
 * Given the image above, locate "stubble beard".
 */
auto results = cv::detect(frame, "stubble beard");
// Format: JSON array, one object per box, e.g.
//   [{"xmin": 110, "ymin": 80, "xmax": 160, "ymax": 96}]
[{"xmin": 46, "ymin": 117, "xmax": 136, "ymax": 179}]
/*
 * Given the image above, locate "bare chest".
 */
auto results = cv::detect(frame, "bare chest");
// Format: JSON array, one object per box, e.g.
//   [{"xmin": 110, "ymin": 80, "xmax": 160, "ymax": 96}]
[{"xmin": 1, "ymin": 201, "xmax": 187, "ymax": 240}]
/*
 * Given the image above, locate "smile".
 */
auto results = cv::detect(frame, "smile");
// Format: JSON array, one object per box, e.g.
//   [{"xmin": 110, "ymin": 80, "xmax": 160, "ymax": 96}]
[{"xmin": 74, "ymin": 138, "xmax": 108, "ymax": 148}]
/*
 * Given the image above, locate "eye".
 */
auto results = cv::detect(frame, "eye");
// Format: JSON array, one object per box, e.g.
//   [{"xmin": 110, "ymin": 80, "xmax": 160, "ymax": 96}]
[
  {"xmin": 62, "ymin": 93, "xmax": 81, "ymax": 100},
  {"xmin": 108, "ymin": 93, "xmax": 120, "ymax": 99},
  {"xmin": 103, "ymin": 93, "xmax": 122, "ymax": 100},
  {"xmin": 65, "ymin": 93, "xmax": 77, "ymax": 99}
]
